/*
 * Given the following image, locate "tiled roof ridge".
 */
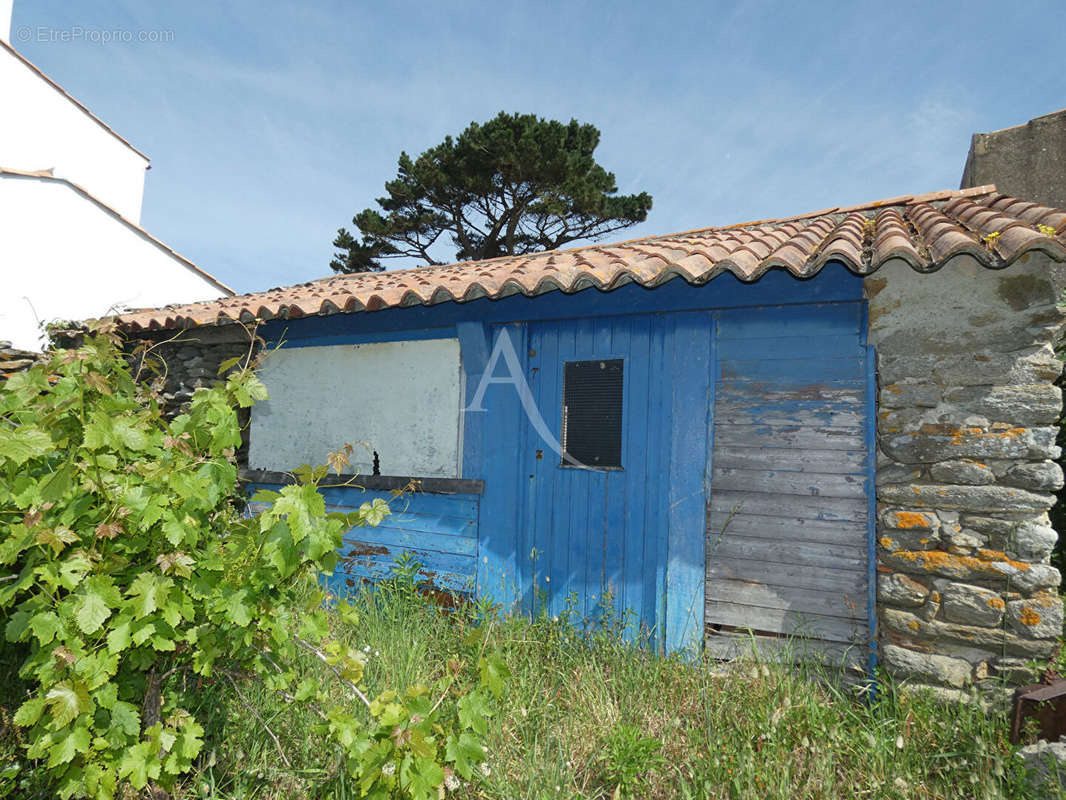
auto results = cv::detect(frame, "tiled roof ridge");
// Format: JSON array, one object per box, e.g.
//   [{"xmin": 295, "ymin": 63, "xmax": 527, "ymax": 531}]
[
  {"xmin": 309, "ymin": 184, "xmax": 1001, "ymax": 285},
  {"xmin": 113, "ymin": 186, "xmax": 1066, "ymax": 333},
  {"xmin": 0, "ymin": 166, "xmax": 235, "ymax": 296},
  {"xmin": 1, "ymin": 38, "xmax": 150, "ymax": 162}
]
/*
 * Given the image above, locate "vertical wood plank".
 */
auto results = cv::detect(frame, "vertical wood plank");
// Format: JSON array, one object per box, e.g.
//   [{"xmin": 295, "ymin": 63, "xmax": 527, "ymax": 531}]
[
  {"xmin": 665, "ymin": 311, "xmax": 713, "ymax": 652},
  {"xmin": 550, "ymin": 323, "xmax": 577, "ymax": 618},
  {"xmin": 621, "ymin": 315, "xmax": 650, "ymax": 639},
  {"xmin": 456, "ymin": 321, "xmax": 488, "ymax": 481},
  {"xmin": 475, "ymin": 323, "xmax": 526, "ymax": 609},
  {"xmin": 603, "ymin": 317, "xmax": 629, "ymax": 625},
  {"xmin": 649, "ymin": 317, "xmax": 670, "ymax": 647}
]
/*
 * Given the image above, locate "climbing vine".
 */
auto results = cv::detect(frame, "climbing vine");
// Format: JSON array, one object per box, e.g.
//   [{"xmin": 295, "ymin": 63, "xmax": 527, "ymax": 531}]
[{"xmin": 0, "ymin": 324, "xmax": 503, "ymax": 798}]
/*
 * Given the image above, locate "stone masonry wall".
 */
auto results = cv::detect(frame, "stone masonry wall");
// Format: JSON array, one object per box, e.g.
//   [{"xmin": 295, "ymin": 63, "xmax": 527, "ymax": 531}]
[
  {"xmin": 868, "ymin": 251, "xmax": 1066, "ymax": 697},
  {"xmin": 128, "ymin": 324, "xmax": 262, "ymax": 465}
]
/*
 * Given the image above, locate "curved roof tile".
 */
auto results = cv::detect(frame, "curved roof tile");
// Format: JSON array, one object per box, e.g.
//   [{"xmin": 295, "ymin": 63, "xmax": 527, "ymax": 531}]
[{"xmin": 116, "ymin": 185, "xmax": 1066, "ymax": 332}]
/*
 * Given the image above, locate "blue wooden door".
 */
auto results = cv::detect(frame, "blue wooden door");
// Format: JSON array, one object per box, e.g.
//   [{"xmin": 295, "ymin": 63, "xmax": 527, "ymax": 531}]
[{"xmin": 518, "ymin": 313, "xmax": 680, "ymax": 640}]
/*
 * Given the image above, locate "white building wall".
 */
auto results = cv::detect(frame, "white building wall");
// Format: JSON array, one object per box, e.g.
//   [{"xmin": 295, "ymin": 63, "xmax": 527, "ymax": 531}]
[
  {"xmin": 0, "ymin": 176, "xmax": 227, "ymax": 350},
  {"xmin": 0, "ymin": 43, "xmax": 149, "ymax": 223},
  {"xmin": 249, "ymin": 340, "xmax": 463, "ymax": 478},
  {"xmin": 0, "ymin": 1, "xmax": 12, "ymax": 44}
]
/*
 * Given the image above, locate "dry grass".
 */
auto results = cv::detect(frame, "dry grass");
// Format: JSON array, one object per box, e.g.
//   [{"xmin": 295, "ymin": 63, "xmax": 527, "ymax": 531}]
[{"xmin": 0, "ymin": 580, "xmax": 1045, "ymax": 799}]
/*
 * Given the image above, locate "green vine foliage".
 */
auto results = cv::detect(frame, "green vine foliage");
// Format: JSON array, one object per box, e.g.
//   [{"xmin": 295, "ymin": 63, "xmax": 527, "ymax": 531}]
[{"xmin": 0, "ymin": 326, "xmax": 504, "ymax": 799}]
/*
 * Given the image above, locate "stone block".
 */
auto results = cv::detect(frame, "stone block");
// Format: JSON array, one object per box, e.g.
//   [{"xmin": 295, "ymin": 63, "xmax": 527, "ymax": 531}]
[
  {"xmin": 942, "ymin": 384, "xmax": 1062, "ymax": 425},
  {"xmin": 882, "ymin": 644, "xmax": 972, "ymax": 688},
  {"xmin": 881, "ymin": 608, "xmax": 1059, "ymax": 658},
  {"xmin": 946, "ymin": 528, "xmax": 987, "ymax": 553},
  {"xmin": 880, "ymin": 382, "xmax": 941, "ymax": 409},
  {"xmin": 961, "ymin": 515, "xmax": 1019, "ymax": 537},
  {"xmin": 1011, "ymin": 563, "xmax": 1062, "ymax": 594},
  {"xmin": 1006, "ymin": 592, "xmax": 1064, "ymax": 639},
  {"xmin": 935, "ymin": 348, "xmax": 1063, "ymax": 386},
  {"xmin": 879, "ymin": 509, "xmax": 938, "ymax": 531},
  {"xmin": 940, "ymin": 583, "xmax": 1005, "ymax": 627},
  {"xmin": 991, "ymin": 657, "xmax": 1041, "ymax": 685},
  {"xmin": 879, "ymin": 348, "xmax": 1061, "ymax": 386},
  {"xmin": 878, "ymin": 547, "xmax": 1036, "ymax": 585},
  {"xmin": 878, "ymin": 484, "xmax": 1055, "ymax": 513},
  {"xmin": 1009, "ymin": 521, "xmax": 1059, "ymax": 562},
  {"xmin": 877, "ymin": 573, "xmax": 930, "ymax": 608},
  {"xmin": 1017, "ymin": 739, "xmax": 1066, "ymax": 798},
  {"xmin": 880, "ymin": 425, "xmax": 1059, "ymax": 463},
  {"xmin": 879, "ymin": 531, "xmax": 940, "ymax": 552},
  {"xmin": 1003, "ymin": 461, "xmax": 1065, "ymax": 492},
  {"xmin": 876, "ymin": 464, "xmax": 924, "ymax": 486},
  {"xmin": 929, "ymin": 459, "xmax": 996, "ymax": 485}
]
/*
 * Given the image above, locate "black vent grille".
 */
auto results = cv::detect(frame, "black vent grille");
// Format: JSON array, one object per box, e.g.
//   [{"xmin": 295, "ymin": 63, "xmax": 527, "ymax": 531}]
[{"xmin": 561, "ymin": 359, "xmax": 623, "ymax": 469}]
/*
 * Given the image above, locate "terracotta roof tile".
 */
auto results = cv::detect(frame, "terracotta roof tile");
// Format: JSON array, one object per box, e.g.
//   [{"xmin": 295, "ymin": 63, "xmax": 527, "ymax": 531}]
[{"xmin": 115, "ymin": 185, "xmax": 1066, "ymax": 332}]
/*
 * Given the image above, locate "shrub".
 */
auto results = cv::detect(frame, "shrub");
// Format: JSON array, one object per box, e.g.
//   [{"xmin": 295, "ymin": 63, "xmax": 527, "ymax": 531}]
[{"xmin": 0, "ymin": 325, "xmax": 503, "ymax": 799}]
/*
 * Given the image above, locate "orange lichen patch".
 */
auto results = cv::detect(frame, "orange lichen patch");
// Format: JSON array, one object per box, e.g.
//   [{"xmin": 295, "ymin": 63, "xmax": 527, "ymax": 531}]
[
  {"xmin": 1031, "ymin": 592, "xmax": 1060, "ymax": 608},
  {"xmin": 977, "ymin": 549, "xmax": 1031, "ymax": 569},
  {"xmin": 930, "ymin": 591, "xmax": 941, "ymax": 603},
  {"xmin": 908, "ymin": 620, "xmax": 920, "ymax": 631},
  {"xmin": 995, "ymin": 427, "xmax": 1026, "ymax": 440},
  {"xmin": 987, "ymin": 596, "xmax": 1006, "ymax": 610},
  {"xmin": 891, "ymin": 511, "xmax": 936, "ymax": 529},
  {"xmin": 1019, "ymin": 606, "xmax": 1042, "ymax": 626},
  {"xmin": 880, "ymin": 536, "xmax": 895, "ymax": 549},
  {"xmin": 893, "ymin": 548, "xmax": 1031, "ymax": 575},
  {"xmin": 887, "ymin": 384, "xmax": 903, "ymax": 394}
]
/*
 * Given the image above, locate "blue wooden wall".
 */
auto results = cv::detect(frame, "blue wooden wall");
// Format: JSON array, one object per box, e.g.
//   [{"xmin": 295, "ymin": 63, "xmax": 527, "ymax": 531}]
[
  {"xmin": 250, "ymin": 264, "xmax": 869, "ymax": 653},
  {"xmin": 248, "ymin": 485, "xmax": 480, "ymax": 598}
]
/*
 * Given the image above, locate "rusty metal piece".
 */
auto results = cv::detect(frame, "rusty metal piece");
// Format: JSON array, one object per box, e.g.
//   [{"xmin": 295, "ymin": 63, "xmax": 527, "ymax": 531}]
[{"xmin": 1010, "ymin": 679, "xmax": 1066, "ymax": 744}]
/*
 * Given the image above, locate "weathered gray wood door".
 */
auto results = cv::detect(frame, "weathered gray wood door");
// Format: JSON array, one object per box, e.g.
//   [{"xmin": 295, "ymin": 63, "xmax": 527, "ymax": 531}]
[{"xmin": 704, "ymin": 303, "xmax": 871, "ymax": 668}]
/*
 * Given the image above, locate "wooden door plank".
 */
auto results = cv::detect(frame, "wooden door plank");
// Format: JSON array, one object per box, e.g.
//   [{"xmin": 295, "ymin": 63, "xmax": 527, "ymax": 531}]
[
  {"xmin": 706, "ymin": 556, "xmax": 867, "ymax": 595},
  {"xmin": 704, "ymin": 600, "xmax": 865, "ymax": 643},
  {"xmin": 711, "ymin": 445, "xmax": 866, "ymax": 475},
  {"xmin": 707, "ymin": 511, "xmax": 866, "ymax": 547},
  {"xmin": 704, "ymin": 577, "xmax": 865, "ymax": 620},
  {"xmin": 710, "ymin": 490, "xmax": 867, "ymax": 523}
]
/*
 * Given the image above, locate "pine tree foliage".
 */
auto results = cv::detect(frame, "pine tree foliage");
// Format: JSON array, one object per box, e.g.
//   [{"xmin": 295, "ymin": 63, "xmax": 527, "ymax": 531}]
[{"xmin": 331, "ymin": 112, "xmax": 653, "ymax": 273}]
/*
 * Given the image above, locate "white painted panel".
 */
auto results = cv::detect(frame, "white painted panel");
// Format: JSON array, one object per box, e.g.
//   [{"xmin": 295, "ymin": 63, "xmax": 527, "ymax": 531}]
[{"xmin": 249, "ymin": 340, "xmax": 462, "ymax": 478}]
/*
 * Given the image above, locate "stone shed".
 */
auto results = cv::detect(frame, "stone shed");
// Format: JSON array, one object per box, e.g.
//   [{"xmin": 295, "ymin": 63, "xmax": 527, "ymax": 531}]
[{"xmin": 116, "ymin": 185, "xmax": 1066, "ymax": 695}]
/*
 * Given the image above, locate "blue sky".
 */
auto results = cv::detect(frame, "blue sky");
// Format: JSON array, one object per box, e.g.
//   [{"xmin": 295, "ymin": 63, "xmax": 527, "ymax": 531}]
[{"xmin": 12, "ymin": 0, "xmax": 1066, "ymax": 293}]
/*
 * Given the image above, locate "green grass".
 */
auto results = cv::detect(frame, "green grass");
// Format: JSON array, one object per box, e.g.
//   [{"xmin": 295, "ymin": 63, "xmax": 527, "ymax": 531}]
[{"xmin": 0, "ymin": 580, "xmax": 1050, "ymax": 799}]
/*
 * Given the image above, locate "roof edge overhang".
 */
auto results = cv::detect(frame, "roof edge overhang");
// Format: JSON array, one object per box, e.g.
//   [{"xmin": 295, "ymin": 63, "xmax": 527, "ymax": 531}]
[{"xmin": 113, "ymin": 185, "xmax": 1066, "ymax": 334}]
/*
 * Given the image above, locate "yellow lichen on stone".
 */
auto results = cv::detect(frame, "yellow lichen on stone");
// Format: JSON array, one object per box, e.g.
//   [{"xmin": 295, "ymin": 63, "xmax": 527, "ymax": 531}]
[
  {"xmin": 893, "ymin": 548, "xmax": 1030, "ymax": 575},
  {"xmin": 987, "ymin": 596, "xmax": 1005, "ymax": 610},
  {"xmin": 893, "ymin": 511, "xmax": 933, "ymax": 529},
  {"xmin": 1019, "ymin": 606, "xmax": 1042, "ymax": 626}
]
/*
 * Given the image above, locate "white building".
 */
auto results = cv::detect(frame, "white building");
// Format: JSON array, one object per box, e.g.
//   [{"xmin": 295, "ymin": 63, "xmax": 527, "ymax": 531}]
[{"xmin": 0, "ymin": 1, "xmax": 232, "ymax": 351}]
